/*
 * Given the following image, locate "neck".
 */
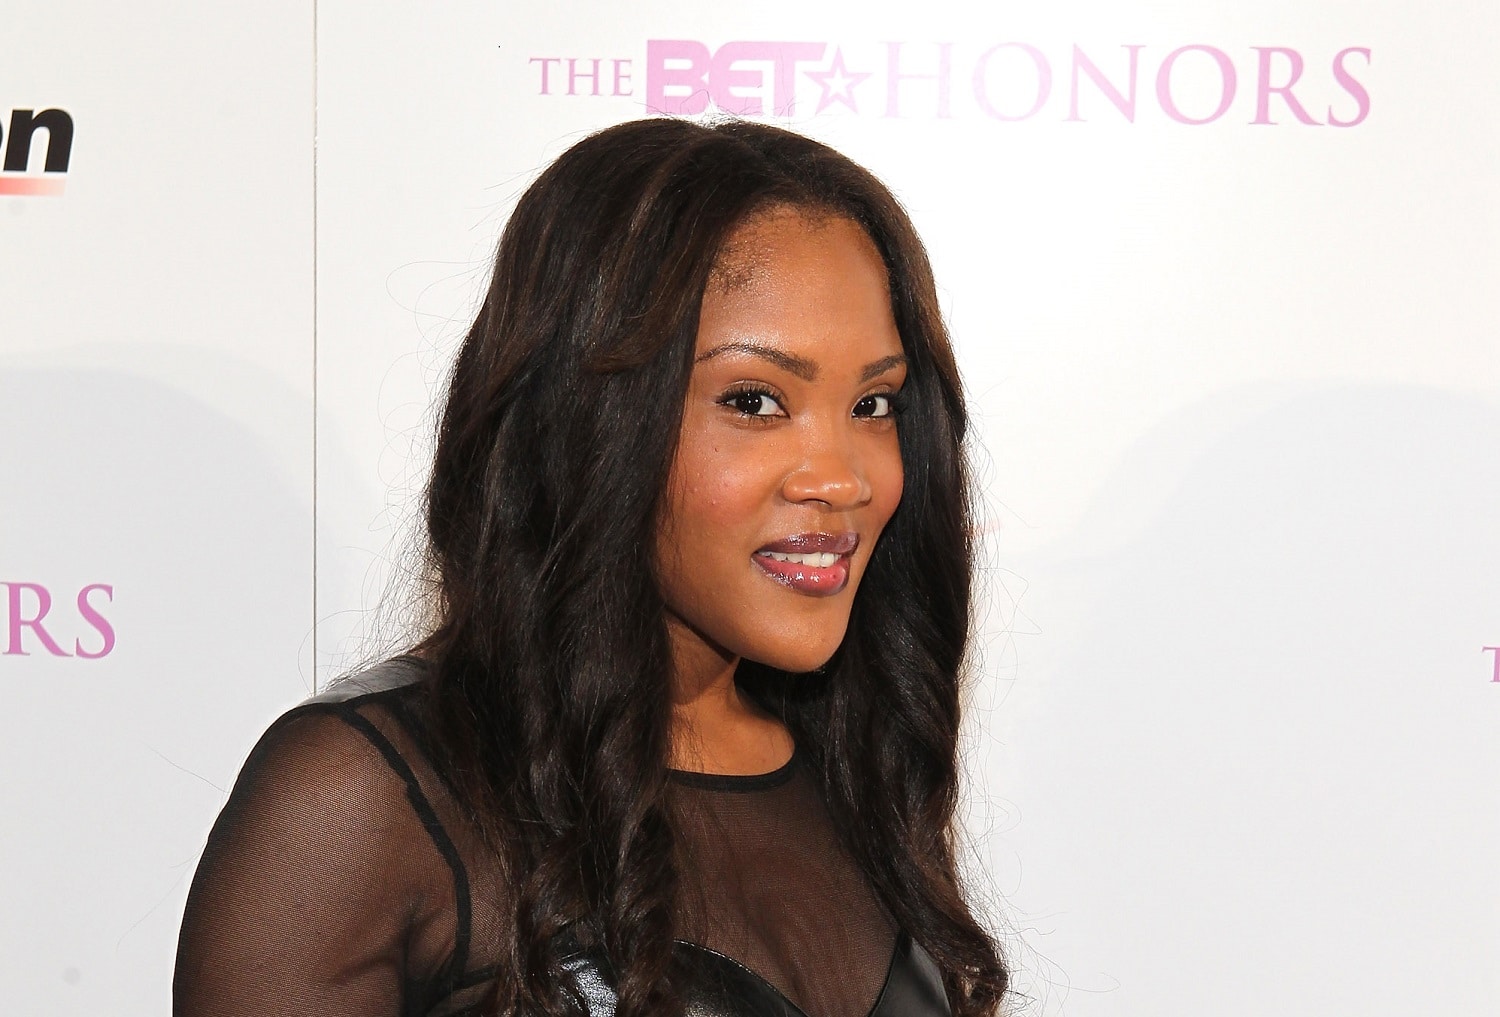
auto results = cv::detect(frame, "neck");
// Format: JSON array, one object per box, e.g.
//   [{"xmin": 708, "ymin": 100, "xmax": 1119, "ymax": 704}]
[{"xmin": 665, "ymin": 614, "xmax": 794, "ymax": 776}]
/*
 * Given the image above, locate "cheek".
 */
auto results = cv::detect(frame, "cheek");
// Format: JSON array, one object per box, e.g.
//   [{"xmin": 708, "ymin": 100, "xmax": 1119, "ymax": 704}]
[
  {"xmin": 677, "ymin": 430, "xmax": 782, "ymax": 519},
  {"xmin": 871, "ymin": 441, "xmax": 905, "ymax": 526},
  {"xmin": 666, "ymin": 439, "xmax": 770, "ymax": 564},
  {"xmin": 675, "ymin": 450, "xmax": 736, "ymax": 524}
]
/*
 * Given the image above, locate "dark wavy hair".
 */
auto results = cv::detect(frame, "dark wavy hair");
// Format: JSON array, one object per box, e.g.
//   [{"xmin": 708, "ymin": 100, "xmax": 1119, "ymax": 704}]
[{"xmin": 418, "ymin": 117, "xmax": 1008, "ymax": 1017}]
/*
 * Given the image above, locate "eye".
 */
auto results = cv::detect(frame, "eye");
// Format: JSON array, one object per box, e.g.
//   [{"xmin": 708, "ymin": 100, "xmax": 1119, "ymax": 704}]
[
  {"xmin": 853, "ymin": 393, "xmax": 898, "ymax": 419},
  {"xmin": 720, "ymin": 386, "xmax": 786, "ymax": 418}
]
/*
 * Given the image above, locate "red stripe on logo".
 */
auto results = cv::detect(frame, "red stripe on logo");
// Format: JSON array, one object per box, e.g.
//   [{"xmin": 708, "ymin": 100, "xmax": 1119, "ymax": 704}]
[{"xmin": 0, "ymin": 177, "xmax": 66, "ymax": 196}]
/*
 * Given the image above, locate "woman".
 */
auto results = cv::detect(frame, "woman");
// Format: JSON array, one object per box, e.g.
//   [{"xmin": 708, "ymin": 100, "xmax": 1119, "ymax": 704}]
[{"xmin": 174, "ymin": 118, "xmax": 1009, "ymax": 1017}]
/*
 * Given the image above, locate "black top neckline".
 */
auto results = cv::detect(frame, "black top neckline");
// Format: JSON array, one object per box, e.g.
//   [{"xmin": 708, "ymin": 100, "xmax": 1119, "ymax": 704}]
[
  {"xmin": 668, "ymin": 743, "xmax": 800, "ymax": 792},
  {"xmin": 386, "ymin": 652, "xmax": 803, "ymax": 794}
]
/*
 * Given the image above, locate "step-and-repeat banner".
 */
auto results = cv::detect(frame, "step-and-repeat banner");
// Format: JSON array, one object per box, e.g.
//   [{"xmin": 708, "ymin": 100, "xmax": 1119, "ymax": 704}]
[{"xmin": 4, "ymin": 2, "xmax": 1496, "ymax": 1014}]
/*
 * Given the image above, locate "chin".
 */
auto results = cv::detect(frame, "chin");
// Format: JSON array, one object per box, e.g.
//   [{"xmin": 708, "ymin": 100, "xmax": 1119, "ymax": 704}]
[
  {"xmin": 732, "ymin": 584, "xmax": 868, "ymax": 673},
  {"xmin": 742, "ymin": 627, "xmax": 849, "ymax": 674}
]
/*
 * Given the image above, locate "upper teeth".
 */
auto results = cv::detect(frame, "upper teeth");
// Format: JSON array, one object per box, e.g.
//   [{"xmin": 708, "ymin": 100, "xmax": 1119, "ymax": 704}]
[{"xmin": 760, "ymin": 551, "xmax": 839, "ymax": 567}]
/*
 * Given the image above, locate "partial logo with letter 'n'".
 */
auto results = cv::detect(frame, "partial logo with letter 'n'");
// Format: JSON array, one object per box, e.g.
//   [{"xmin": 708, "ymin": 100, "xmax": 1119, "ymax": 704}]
[{"xmin": 0, "ymin": 108, "xmax": 73, "ymax": 196}]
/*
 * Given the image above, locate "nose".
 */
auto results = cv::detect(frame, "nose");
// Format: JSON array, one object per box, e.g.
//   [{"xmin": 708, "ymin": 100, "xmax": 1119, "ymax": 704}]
[{"xmin": 780, "ymin": 433, "xmax": 872, "ymax": 510}]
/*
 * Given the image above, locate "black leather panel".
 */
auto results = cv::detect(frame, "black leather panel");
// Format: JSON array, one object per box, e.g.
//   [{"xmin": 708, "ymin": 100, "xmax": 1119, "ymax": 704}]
[
  {"xmin": 559, "ymin": 932, "xmax": 950, "ymax": 1017},
  {"xmin": 867, "ymin": 933, "xmax": 949, "ymax": 1017}
]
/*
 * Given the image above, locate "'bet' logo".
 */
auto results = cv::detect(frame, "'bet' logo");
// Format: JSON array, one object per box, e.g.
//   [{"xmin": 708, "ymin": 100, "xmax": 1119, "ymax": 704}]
[{"xmin": 646, "ymin": 41, "xmax": 827, "ymax": 115}]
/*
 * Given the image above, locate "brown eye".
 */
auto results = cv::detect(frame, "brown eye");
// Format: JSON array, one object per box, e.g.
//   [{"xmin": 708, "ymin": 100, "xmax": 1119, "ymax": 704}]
[
  {"xmin": 722, "ymin": 388, "xmax": 785, "ymax": 417},
  {"xmin": 853, "ymin": 394, "xmax": 894, "ymax": 418}
]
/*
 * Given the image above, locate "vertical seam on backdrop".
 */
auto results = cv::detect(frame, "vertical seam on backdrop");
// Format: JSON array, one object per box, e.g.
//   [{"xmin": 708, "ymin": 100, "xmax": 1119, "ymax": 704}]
[{"xmin": 311, "ymin": 0, "xmax": 320, "ymax": 694}]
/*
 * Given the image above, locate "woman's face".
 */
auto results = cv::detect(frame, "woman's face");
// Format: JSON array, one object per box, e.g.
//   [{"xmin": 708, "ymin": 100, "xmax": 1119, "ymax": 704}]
[{"xmin": 657, "ymin": 208, "xmax": 907, "ymax": 678}]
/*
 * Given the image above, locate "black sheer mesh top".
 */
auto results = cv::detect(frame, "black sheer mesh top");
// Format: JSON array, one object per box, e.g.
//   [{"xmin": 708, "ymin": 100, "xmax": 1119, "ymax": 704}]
[{"xmin": 174, "ymin": 658, "xmax": 924, "ymax": 1017}]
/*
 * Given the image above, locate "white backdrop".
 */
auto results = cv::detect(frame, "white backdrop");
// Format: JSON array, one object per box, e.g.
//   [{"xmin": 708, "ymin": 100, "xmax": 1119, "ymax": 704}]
[{"xmin": 3, "ymin": 1, "xmax": 1497, "ymax": 1014}]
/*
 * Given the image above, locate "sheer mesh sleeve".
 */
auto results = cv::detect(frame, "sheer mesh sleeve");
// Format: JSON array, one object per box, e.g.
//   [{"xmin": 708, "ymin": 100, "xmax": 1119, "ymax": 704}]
[
  {"xmin": 174, "ymin": 705, "xmax": 453, "ymax": 1017},
  {"xmin": 175, "ymin": 665, "xmax": 915, "ymax": 1017}
]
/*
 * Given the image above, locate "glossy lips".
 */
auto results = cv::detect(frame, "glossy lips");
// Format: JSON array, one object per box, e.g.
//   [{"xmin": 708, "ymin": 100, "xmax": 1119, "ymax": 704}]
[{"xmin": 752, "ymin": 532, "xmax": 859, "ymax": 596}]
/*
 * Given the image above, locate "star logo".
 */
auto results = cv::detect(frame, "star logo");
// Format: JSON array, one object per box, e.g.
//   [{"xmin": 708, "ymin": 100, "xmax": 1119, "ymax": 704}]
[{"xmin": 805, "ymin": 48, "xmax": 870, "ymax": 114}]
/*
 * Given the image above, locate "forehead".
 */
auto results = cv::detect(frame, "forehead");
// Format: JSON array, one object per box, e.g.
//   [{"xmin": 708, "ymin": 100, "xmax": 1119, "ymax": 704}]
[
  {"xmin": 708, "ymin": 207, "xmax": 875, "ymax": 289},
  {"xmin": 696, "ymin": 209, "xmax": 901, "ymax": 360}
]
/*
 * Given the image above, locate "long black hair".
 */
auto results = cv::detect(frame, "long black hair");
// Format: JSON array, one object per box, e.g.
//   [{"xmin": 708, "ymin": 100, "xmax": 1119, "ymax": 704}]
[{"xmin": 419, "ymin": 117, "xmax": 1008, "ymax": 1017}]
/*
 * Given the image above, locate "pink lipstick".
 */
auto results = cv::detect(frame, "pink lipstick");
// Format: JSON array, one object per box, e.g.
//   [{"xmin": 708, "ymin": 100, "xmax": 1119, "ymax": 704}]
[{"xmin": 753, "ymin": 532, "xmax": 858, "ymax": 596}]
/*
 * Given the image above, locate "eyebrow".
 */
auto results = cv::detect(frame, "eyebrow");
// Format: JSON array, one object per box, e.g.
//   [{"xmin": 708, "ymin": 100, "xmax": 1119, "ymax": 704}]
[
  {"xmin": 694, "ymin": 342, "xmax": 908, "ymax": 384},
  {"xmin": 858, "ymin": 353, "xmax": 909, "ymax": 383}
]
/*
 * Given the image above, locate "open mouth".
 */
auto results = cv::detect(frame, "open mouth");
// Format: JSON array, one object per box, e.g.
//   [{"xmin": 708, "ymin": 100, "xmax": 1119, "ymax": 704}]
[{"xmin": 752, "ymin": 532, "xmax": 858, "ymax": 596}]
